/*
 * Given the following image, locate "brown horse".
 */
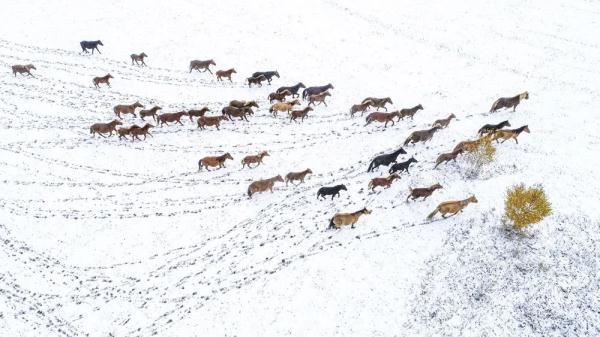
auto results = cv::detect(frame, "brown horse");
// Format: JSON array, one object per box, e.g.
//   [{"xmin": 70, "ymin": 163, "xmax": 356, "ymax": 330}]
[
  {"xmin": 93, "ymin": 74, "xmax": 113, "ymax": 88},
  {"xmin": 452, "ymin": 134, "xmax": 493, "ymax": 153},
  {"xmin": 490, "ymin": 92, "xmax": 529, "ymax": 112},
  {"xmin": 198, "ymin": 153, "xmax": 233, "ymax": 171},
  {"xmin": 362, "ymin": 97, "xmax": 392, "ymax": 111},
  {"xmin": 130, "ymin": 52, "xmax": 148, "ymax": 66},
  {"xmin": 140, "ymin": 106, "xmax": 162, "ymax": 121},
  {"xmin": 368, "ymin": 173, "xmax": 400, "ymax": 191},
  {"xmin": 328, "ymin": 208, "xmax": 371, "ymax": 229},
  {"xmin": 241, "ymin": 151, "xmax": 269, "ymax": 168},
  {"xmin": 130, "ymin": 123, "xmax": 154, "ymax": 141},
  {"xmin": 222, "ymin": 106, "xmax": 252, "ymax": 122},
  {"xmin": 308, "ymin": 91, "xmax": 331, "ymax": 107},
  {"xmin": 216, "ymin": 68, "xmax": 236, "ymax": 82},
  {"xmin": 399, "ymin": 104, "xmax": 423, "ymax": 120},
  {"xmin": 406, "ymin": 183, "xmax": 443, "ymax": 202},
  {"xmin": 268, "ymin": 90, "xmax": 292, "ymax": 103},
  {"xmin": 90, "ymin": 120, "xmax": 122, "ymax": 137},
  {"xmin": 197, "ymin": 115, "xmax": 228, "ymax": 130},
  {"xmin": 12, "ymin": 64, "xmax": 36, "ymax": 77},
  {"xmin": 432, "ymin": 114, "xmax": 456, "ymax": 128},
  {"xmin": 230, "ymin": 100, "xmax": 259, "ymax": 109},
  {"xmin": 247, "ymin": 75, "xmax": 268, "ymax": 87},
  {"xmin": 427, "ymin": 196, "xmax": 478, "ymax": 220},
  {"xmin": 285, "ymin": 169, "xmax": 312, "ymax": 186},
  {"xmin": 365, "ymin": 111, "xmax": 401, "ymax": 127},
  {"xmin": 289, "ymin": 107, "xmax": 313, "ymax": 122},
  {"xmin": 434, "ymin": 149, "xmax": 464, "ymax": 168},
  {"xmin": 270, "ymin": 100, "xmax": 300, "ymax": 116},
  {"xmin": 350, "ymin": 100, "xmax": 373, "ymax": 118},
  {"xmin": 189, "ymin": 59, "xmax": 216, "ymax": 73},
  {"xmin": 157, "ymin": 111, "xmax": 188, "ymax": 126},
  {"xmin": 404, "ymin": 126, "xmax": 441, "ymax": 145},
  {"xmin": 491, "ymin": 125, "xmax": 530, "ymax": 144},
  {"xmin": 117, "ymin": 125, "xmax": 140, "ymax": 140},
  {"xmin": 114, "ymin": 101, "xmax": 144, "ymax": 119},
  {"xmin": 187, "ymin": 107, "xmax": 210, "ymax": 121},
  {"xmin": 247, "ymin": 175, "xmax": 284, "ymax": 198}
]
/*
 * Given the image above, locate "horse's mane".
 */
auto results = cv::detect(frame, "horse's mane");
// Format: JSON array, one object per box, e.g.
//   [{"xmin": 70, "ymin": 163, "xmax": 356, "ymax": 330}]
[{"xmin": 514, "ymin": 125, "xmax": 528, "ymax": 134}]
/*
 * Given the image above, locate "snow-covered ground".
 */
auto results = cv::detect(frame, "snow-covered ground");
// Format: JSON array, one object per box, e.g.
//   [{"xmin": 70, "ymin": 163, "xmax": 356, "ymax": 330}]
[{"xmin": 1, "ymin": 0, "xmax": 599, "ymax": 336}]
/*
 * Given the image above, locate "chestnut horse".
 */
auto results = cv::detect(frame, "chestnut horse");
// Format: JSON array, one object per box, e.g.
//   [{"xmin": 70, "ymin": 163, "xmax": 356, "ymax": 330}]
[
  {"xmin": 350, "ymin": 100, "xmax": 373, "ymax": 118},
  {"xmin": 216, "ymin": 68, "xmax": 236, "ymax": 82},
  {"xmin": 130, "ymin": 123, "xmax": 154, "ymax": 141},
  {"xmin": 90, "ymin": 120, "xmax": 122, "ymax": 137},
  {"xmin": 268, "ymin": 90, "xmax": 292, "ymax": 103},
  {"xmin": 198, "ymin": 153, "xmax": 233, "ymax": 171},
  {"xmin": 12, "ymin": 64, "xmax": 36, "ymax": 77},
  {"xmin": 406, "ymin": 183, "xmax": 443, "ymax": 202},
  {"xmin": 434, "ymin": 149, "xmax": 464, "ymax": 168},
  {"xmin": 362, "ymin": 97, "xmax": 392, "ymax": 111},
  {"xmin": 114, "ymin": 101, "xmax": 144, "ymax": 119},
  {"xmin": 130, "ymin": 53, "xmax": 148, "ymax": 66},
  {"xmin": 222, "ymin": 106, "xmax": 252, "ymax": 122},
  {"xmin": 117, "ymin": 125, "xmax": 139, "ymax": 140},
  {"xmin": 140, "ymin": 106, "xmax": 162, "ymax": 121},
  {"xmin": 365, "ymin": 111, "xmax": 401, "ymax": 127},
  {"xmin": 308, "ymin": 91, "xmax": 331, "ymax": 107},
  {"xmin": 368, "ymin": 173, "xmax": 400, "ymax": 191},
  {"xmin": 241, "ymin": 151, "xmax": 269, "ymax": 168},
  {"xmin": 290, "ymin": 107, "xmax": 313, "ymax": 122},
  {"xmin": 157, "ymin": 111, "xmax": 188, "ymax": 126},
  {"xmin": 93, "ymin": 74, "xmax": 113, "ymax": 88},
  {"xmin": 189, "ymin": 59, "xmax": 216, "ymax": 73},
  {"xmin": 230, "ymin": 100, "xmax": 259, "ymax": 109},
  {"xmin": 490, "ymin": 92, "xmax": 529, "ymax": 112},
  {"xmin": 285, "ymin": 169, "xmax": 312, "ymax": 186},
  {"xmin": 197, "ymin": 115, "xmax": 228, "ymax": 130},
  {"xmin": 188, "ymin": 107, "xmax": 210, "ymax": 121},
  {"xmin": 247, "ymin": 175, "xmax": 284, "ymax": 198}
]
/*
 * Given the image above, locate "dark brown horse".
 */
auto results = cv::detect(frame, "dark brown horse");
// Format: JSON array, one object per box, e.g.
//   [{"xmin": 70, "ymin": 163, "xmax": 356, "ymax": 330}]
[
  {"xmin": 490, "ymin": 92, "xmax": 529, "ymax": 112},
  {"xmin": 130, "ymin": 123, "xmax": 154, "ymax": 140},
  {"xmin": 406, "ymin": 183, "xmax": 443, "ymax": 201},
  {"xmin": 365, "ymin": 111, "xmax": 401, "ymax": 127},
  {"xmin": 399, "ymin": 104, "xmax": 423, "ymax": 120},
  {"xmin": 189, "ymin": 59, "xmax": 216, "ymax": 73},
  {"xmin": 477, "ymin": 120, "xmax": 511, "ymax": 136},
  {"xmin": 117, "ymin": 125, "xmax": 139, "ymax": 140},
  {"xmin": 12, "ymin": 64, "xmax": 36, "ymax": 77},
  {"xmin": 308, "ymin": 91, "xmax": 331, "ymax": 107},
  {"xmin": 188, "ymin": 107, "xmax": 210, "ymax": 121},
  {"xmin": 222, "ymin": 106, "xmax": 252, "ymax": 122},
  {"xmin": 285, "ymin": 169, "xmax": 312, "ymax": 186},
  {"xmin": 404, "ymin": 126, "xmax": 441, "ymax": 145},
  {"xmin": 130, "ymin": 53, "xmax": 148, "ymax": 66},
  {"xmin": 229, "ymin": 100, "xmax": 259, "ymax": 109},
  {"xmin": 157, "ymin": 111, "xmax": 188, "ymax": 126},
  {"xmin": 114, "ymin": 101, "xmax": 144, "ymax": 119},
  {"xmin": 247, "ymin": 75, "xmax": 268, "ymax": 87},
  {"xmin": 216, "ymin": 68, "xmax": 236, "ymax": 82},
  {"xmin": 93, "ymin": 74, "xmax": 113, "ymax": 88},
  {"xmin": 350, "ymin": 100, "xmax": 373, "ymax": 117},
  {"xmin": 434, "ymin": 149, "xmax": 463, "ymax": 168},
  {"xmin": 197, "ymin": 115, "xmax": 228, "ymax": 130},
  {"xmin": 362, "ymin": 97, "xmax": 393, "ymax": 111},
  {"xmin": 139, "ymin": 106, "xmax": 162, "ymax": 121},
  {"xmin": 290, "ymin": 107, "xmax": 313, "ymax": 122},
  {"xmin": 90, "ymin": 120, "xmax": 122, "ymax": 137},
  {"xmin": 268, "ymin": 90, "xmax": 292, "ymax": 103},
  {"xmin": 198, "ymin": 153, "xmax": 233, "ymax": 171}
]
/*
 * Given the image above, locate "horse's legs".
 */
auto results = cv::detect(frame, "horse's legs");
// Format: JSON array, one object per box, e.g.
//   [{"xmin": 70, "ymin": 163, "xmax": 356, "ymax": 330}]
[
  {"xmin": 206, "ymin": 68, "xmax": 213, "ymax": 74},
  {"xmin": 323, "ymin": 101, "xmax": 328, "ymax": 107},
  {"xmin": 177, "ymin": 120, "xmax": 184, "ymax": 126},
  {"xmin": 514, "ymin": 137, "xmax": 519, "ymax": 144},
  {"xmin": 96, "ymin": 47, "xmax": 101, "ymax": 54},
  {"xmin": 229, "ymin": 77, "xmax": 232, "ymax": 83}
]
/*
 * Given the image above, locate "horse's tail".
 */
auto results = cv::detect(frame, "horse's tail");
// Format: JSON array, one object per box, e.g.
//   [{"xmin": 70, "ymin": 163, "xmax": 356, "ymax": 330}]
[
  {"xmin": 247, "ymin": 186, "xmax": 253, "ymax": 198},
  {"xmin": 302, "ymin": 89, "xmax": 308, "ymax": 99},
  {"xmin": 198, "ymin": 160, "xmax": 202, "ymax": 171},
  {"xmin": 368, "ymin": 181, "xmax": 373, "ymax": 189},
  {"xmin": 367, "ymin": 160, "xmax": 375, "ymax": 172},
  {"xmin": 269, "ymin": 107, "xmax": 274, "ymax": 113},
  {"xmin": 403, "ymin": 136, "xmax": 411, "ymax": 146},
  {"xmin": 89, "ymin": 126, "xmax": 94, "ymax": 134},
  {"xmin": 328, "ymin": 217, "xmax": 336, "ymax": 230},
  {"xmin": 489, "ymin": 98, "xmax": 500, "ymax": 112},
  {"xmin": 427, "ymin": 208, "xmax": 439, "ymax": 220}
]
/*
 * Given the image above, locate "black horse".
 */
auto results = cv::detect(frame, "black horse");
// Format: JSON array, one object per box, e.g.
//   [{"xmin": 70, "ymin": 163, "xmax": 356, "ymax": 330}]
[
  {"xmin": 478, "ymin": 120, "xmax": 511, "ymax": 136},
  {"xmin": 80, "ymin": 40, "xmax": 103, "ymax": 54},
  {"xmin": 276, "ymin": 82, "xmax": 306, "ymax": 98},
  {"xmin": 302, "ymin": 83, "xmax": 334, "ymax": 100},
  {"xmin": 367, "ymin": 147, "xmax": 407, "ymax": 172},
  {"xmin": 252, "ymin": 71, "xmax": 279, "ymax": 84},
  {"xmin": 389, "ymin": 157, "xmax": 418, "ymax": 174},
  {"xmin": 317, "ymin": 184, "xmax": 347, "ymax": 200}
]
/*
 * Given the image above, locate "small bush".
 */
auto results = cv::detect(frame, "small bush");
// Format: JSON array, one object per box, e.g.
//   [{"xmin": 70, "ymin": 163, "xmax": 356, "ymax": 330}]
[
  {"xmin": 504, "ymin": 184, "xmax": 552, "ymax": 230},
  {"xmin": 464, "ymin": 136, "xmax": 496, "ymax": 179}
]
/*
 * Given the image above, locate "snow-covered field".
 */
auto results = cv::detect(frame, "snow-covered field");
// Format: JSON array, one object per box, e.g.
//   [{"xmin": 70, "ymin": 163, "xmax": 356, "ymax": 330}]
[{"xmin": 1, "ymin": 0, "xmax": 599, "ymax": 336}]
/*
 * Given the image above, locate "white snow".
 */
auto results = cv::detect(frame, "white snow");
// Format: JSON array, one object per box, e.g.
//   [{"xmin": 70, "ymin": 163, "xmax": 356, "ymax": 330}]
[{"xmin": 1, "ymin": 0, "xmax": 599, "ymax": 336}]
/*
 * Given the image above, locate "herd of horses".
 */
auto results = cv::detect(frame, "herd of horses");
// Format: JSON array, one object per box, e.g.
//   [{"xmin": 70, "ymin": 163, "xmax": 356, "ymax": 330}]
[{"xmin": 10, "ymin": 39, "xmax": 533, "ymax": 230}]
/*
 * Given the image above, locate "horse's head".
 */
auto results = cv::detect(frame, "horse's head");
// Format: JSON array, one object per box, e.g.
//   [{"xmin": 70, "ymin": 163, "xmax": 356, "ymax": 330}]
[
  {"xmin": 385, "ymin": 97, "xmax": 393, "ymax": 104},
  {"xmin": 224, "ymin": 153, "xmax": 233, "ymax": 161},
  {"xmin": 298, "ymin": 82, "xmax": 306, "ymax": 88},
  {"xmin": 145, "ymin": 123, "xmax": 155, "ymax": 129},
  {"xmin": 306, "ymin": 168, "xmax": 313, "ymax": 174},
  {"xmin": 361, "ymin": 208, "xmax": 372, "ymax": 215},
  {"xmin": 27, "ymin": 64, "xmax": 36, "ymax": 70},
  {"xmin": 275, "ymin": 175, "xmax": 284, "ymax": 182},
  {"xmin": 232, "ymin": 68, "xmax": 237, "ymax": 73},
  {"xmin": 112, "ymin": 120, "xmax": 123, "ymax": 126},
  {"xmin": 107, "ymin": 73, "xmax": 113, "ymax": 79},
  {"xmin": 141, "ymin": 52, "xmax": 147, "ymax": 57},
  {"xmin": 248, "ymin": 101, "xmax": 259, "ymax": 108},
  {"xmin": 97, "ymin": 40, "xmax": 104, "ymax": 46},
  {"xmin": 274, "ymin": 71, "xmax": 280, "ymax": 78},
  {"xmin": 327, "ymin": 83, "xmax": 334, "ymax": 90},
  {"xmin": 397, "ymin": 147, "xmax": 407, "ymax": 155},
  {"xmin": 260, "ymin": 151, "xmax": 270, "ymax": 157},
  {"xmin": 468, "ymin": 195, "xmax": 478, "ymax": 203},
  {"xmin": 155, "ymin": 106, "xmax": 162, "ymax": 111},
  {"xmin": 521, "ymin": 91, "xmax": 529, "ymax": 100},
  {"xmin": 449, "ymin": 113, "xmax": 456, "ymax": 119},
  {"xmin": 306, "ymin": 106, "xmax": 314, "ymax": 112},
  {"xmin": 523, "ymin": 125, "xmax": 530, "ymax": 133},
  {"xmin": 339, "ymin": 184, "xmax": 348, "ymax": 191},
  {"xmin": 210, "ymin": 59, "xmax": 216, "ymax": 66},
  {"xmin": 134, "ymin": 101, "xmax": 144, "ymax": 108},
  {"xmin": 389, "ymin": 173, "xmax": 401, "ymax": 180},
  {"xmin": 409, "ymin": 157, "xmax": 418, "ymax": 163},
  {"xmin": 417, "ymin": 104, "xmax": 424, "ymax": 110},
  {"xmin": 323, "ymin": 91, "xmax": 331, "ymax": 97},
  {"xmin": 290, "ymin": 99, "xmax": 300, "ymax": 106},
  {"xmin": 432, "ymin": 183, "xmax": 443, "ymax": 190}
]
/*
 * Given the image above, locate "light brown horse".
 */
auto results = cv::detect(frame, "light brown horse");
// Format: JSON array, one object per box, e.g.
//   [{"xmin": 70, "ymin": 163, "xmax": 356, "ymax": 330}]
[
  {"xmin": 490, "ymin": 92, "xmax": 529, "ymax": 112},
  {"xmin": 197, "ymin": 115, "xmax": 228, "ymax": 130},
  {"xmin": 399, "ymin": 104, "xmax": 423, "ymax": 120},
  {"xmin": 290, "ymin": 107, "xmax": 313, "ymax": 122},
  {"xmin": 229, "ymin": 100, "xmax": 259, "ymax": 109},
  {"xmin": 268, "ymin": 90, "xmax": 292, "ymax": 103},
  {"xmin": 12, "ymin": 64, "xmax": 36, "ymax": 77},
  {"xmin": 130, "ymin": 123, "xmax": 154, "ymax": 141},
  {"xmin": 328, "ymin": 207, "xmax": 371, "ymax": 230},
  {"xmin": 434, "ymin": 149, "xmax": 464, "ymax": 168},
  {"xmin": 406, "ymin": 183, "xmax": 442, "ymax": 202},
  {"xmin": 241, "ymin": 151, "xmax": 269, "ymax": 168},
  {"xmin": 247, "ymin": 175, "xmax": 284, "ymax": 198},
  {"xmin": 404, "ymin": 126, "xmax": 441, "ymax": 145},
  {"xmin": 187, "ymin": 107, "xmax": 210, "ymax": 121},
  {"xmin": 368, "ymin": 173, "xmax": 400, "ymax": 191},
  {"xmin": 270, "ymin": 100, "xmax": 300, "ymax": 116},
  {"xmin": 140, "ymin": 106, "xmax": 162, "ymax": 121},
  {"xmin": 491, "ymin": 125, "xmax": 530, "ymax": 144},
  {"xmin": 365, "ymin": 111, "xmax": 401, "ymax": 127},
  {"xmin": 350, "ymin": 100, "xmax": 373, "ymax": 118},
  {"xmin": 308, "ymin": 91, "xmax": 331, "ymax": 107},
  {"xmin": 216, "ymin": 68, "xmax": 236, "ymax": 82},
  {"xmin": 452, "ymin": 134, "xmax": 493, "ymax": 153},
  {"xmin": 93, "ymin": 74, "xmax": 113, "ymax": 88},
  {"xmin": 90, "ymin": 120, "xmax": 122, "ymax": 137},
  {"xmin": 362, "ymin": 97, "xmax": 393, "ymax": 111},
  {"xmin": 432, "ymin": 114, "xmax": 456, "ymax": 128},
  {"xmin": 427, "ymin": 195, "xmax": 478, "ymax": 220},
  {"xmin": 285, "ymin": 169, "xmax": 312, "ymax": 186},
  {"xmin": 189, "ymin": 59, "xmax": 216, "ymax": 73},
  {"xmin": 247, "ymin": 74, "xmax": 268, "ymax": 87},
  {"xmin": 117, "ymin": 125, "xmax": 140, "ymax": 140},
  {"xmin": 157, "ymin": 111, "xmax": 188, "ymax": 126},
  {"xmin": 198, "ymin": 153, "xmax": 233, "ymax": 171},
  {"xmin": 114, "ymin": 101, "xmax": 144, "ymax": 119},
  {"xmin": 130, "ymin": 52, "xmax": 148, "ymax": 66}
]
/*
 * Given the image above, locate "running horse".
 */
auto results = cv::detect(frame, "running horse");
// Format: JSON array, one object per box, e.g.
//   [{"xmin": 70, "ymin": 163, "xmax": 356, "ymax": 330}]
[
  {"xmin": 93, "ymin": 74, "xmax": 113, "ymax": 88},
  {"xmin": 328, "ymin": 208, "xmax": 371, "ymax": 230},
  {"xmin": 198, "ymin": 153, "xmax": 234, "ymax": 171},
  {"xmin": 276, "ymin": 82, "xmax": 306, "ymax": 98},
  {"xmin": 80, "ymin": 40, "xmax": 103, "ymax": 54},
  {"xmin": 189, "ymin": 59, "xmax": 216, "ymax": 73},
  {"xmin": 364, "ymin": 111, "xmax": 401, "ymax": 128},
  {"xmin": 489, "ymin": 92, "xmax": 529, "ymax": 112},
  {"xmin": 302, "ymin": 84, "xmax": 334, "ymax": 100},
  {"xmin": 252, "ymin": 71, "xmax": 280, "ymax": 84},
  {"xmin": 114, "ymin": 101, "xmax": 144, "ymax": 119},
  {"xmin": 427, "ymin": 196, "xmax": 478, "ymax": 220},
  {"xmin": 361, "ymin": 97, "xmax": 393, "ymax": 111},
  {"xmin": 247, "ymin": 175, "xmax": 285, "ymax": 198},
  {"xmin": 12, "ymin": 64, "xmax": 36, "ymax": 77},
  {"xmin": 216, "ymin": 68, "xmax": 237, "ymax": 82},
  {"xmin": 90, "ymin": 120, "xmax": 122, "ymax": 137},
  {"xmin": 130, "ymin": 52, "xmax": 148, "ymax": 66}
]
